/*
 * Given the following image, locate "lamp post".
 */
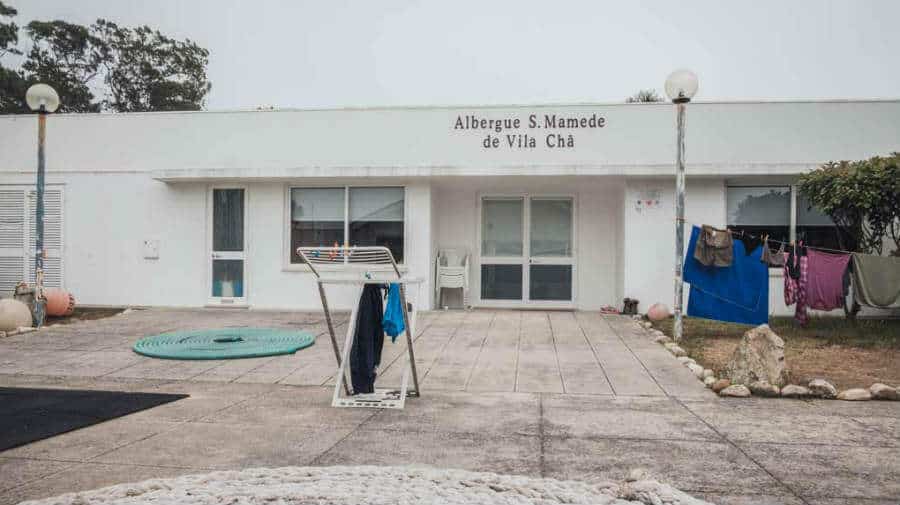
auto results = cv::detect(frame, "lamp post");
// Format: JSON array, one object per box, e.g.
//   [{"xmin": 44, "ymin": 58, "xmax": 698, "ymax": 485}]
[
  {"xmin": 25, "ymin": 83, "xmax": 60, "ymax": 328},
  {"xmin": 664, "ymin": 69, "xmax": 698, "ymax": 342}
]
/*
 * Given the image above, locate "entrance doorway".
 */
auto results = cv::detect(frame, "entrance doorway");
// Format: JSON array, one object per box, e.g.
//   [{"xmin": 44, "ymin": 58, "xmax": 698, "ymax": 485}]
[
  {"xmin": 478, "ymin": 195, "xmax": 575, "ymax": 307},
  {"xmin": 208, "ymin": 187, "xmax": 246, "ymax": 305}
]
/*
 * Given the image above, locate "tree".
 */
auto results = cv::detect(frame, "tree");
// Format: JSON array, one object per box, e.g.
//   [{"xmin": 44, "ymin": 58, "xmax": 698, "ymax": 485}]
[
  {"xmin": 0, "ymin": 2, "xmax": 211, "ymax": 114},
  {"xmin": 798, "ymin": 153, "xmax": 900, "ymax": 257},
  {"xmin": 93, "ymin": 19, "xmax": 211, "ymax": 112},
  {"xmin": 0, "ymin": 1, "xmax": 29, "ymax": 113},
  {"xmin": 0, "ymin": 1, "xmax": 19, "ymax": 58},
  {"xmin": 626, "ymin": 89, "xmax": 664, "ymax": 103},
  {"xmin": 23, "ymin": 20, "xmax": 104, "ymax": 112}
]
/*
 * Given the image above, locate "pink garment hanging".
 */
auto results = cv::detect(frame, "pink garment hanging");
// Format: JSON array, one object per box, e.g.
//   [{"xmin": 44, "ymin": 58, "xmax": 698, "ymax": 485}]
[
  {"xmin": 806, "ymin": 250, "xmax": 851, "ymax": 311},
  {"xmin": 783, "ymin": 252, "xmax": 809, "ymax": 326}
]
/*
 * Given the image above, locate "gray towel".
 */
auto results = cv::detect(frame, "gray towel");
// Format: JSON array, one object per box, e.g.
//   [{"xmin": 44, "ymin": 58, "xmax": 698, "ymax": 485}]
[{"xmin": 852, "ymin": 253, "xmax": 900, "ymax": 308}]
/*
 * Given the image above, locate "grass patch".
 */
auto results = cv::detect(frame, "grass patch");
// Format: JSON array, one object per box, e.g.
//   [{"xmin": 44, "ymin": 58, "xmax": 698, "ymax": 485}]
[{"xmin": 652, "ymin": 316, "xmax": 900, "ymax": 390}]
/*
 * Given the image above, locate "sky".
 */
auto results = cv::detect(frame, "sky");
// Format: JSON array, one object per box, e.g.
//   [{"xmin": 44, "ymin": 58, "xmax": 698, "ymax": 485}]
[{"xmin": 5, "ymin": 0, "xmax": 900, "ymax": 110}]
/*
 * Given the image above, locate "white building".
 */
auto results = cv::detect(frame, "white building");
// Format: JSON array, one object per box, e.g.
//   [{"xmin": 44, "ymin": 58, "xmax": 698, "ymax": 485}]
[{"xmin": 1, "ymin": 99, "xmax": 899, "ymax": 314}]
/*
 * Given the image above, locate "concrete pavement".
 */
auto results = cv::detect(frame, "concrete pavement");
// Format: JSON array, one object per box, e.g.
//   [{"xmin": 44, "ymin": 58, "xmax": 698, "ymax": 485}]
[{"xmin": 0, "ymin": 309, "xmax": 898, "ymax": 504}]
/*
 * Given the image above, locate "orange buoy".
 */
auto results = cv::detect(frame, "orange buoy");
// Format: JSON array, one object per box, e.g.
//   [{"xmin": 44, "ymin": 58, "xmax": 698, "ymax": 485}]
[{"xmin": 44, "ymin": 288, "xmax": 76, "ymax": 317}]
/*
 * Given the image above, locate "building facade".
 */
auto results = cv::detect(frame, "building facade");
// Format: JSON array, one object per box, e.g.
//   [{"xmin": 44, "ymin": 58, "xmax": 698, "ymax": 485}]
[{"xmin": 1, "ymin": 100, "xmax": 899, "ymax": 314}]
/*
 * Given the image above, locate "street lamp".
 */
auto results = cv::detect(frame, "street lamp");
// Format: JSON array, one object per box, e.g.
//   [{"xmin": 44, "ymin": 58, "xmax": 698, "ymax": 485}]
[
  {"xmin": 664, "ymin": 69, "xmax": 698, "ymax": 342},
  {"xmin": 25, "ymin": 83, "xmax": 60, "ymax": 328}
]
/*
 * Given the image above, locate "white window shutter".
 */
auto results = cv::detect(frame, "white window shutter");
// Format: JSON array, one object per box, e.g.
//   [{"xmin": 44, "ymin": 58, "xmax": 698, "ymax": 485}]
[
  {"xmin": 0, "ymin": 190, "xmax": 26, "ymax": 295},
  {"xmin": 26, "ymin": 189, "xmax": 64, "ymax": 289}
]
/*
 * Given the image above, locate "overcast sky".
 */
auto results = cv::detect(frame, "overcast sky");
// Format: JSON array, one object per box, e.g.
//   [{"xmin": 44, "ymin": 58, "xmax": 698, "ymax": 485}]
[{"xmin": 7, "ymin": 0, "xmax": 900, "ymax": 110}]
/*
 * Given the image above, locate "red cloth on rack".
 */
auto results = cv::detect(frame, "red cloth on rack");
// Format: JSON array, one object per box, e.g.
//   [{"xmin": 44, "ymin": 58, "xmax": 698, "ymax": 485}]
[{"xmin": 806, "ymin": 250, "xmax": 851, "ymax": 311}]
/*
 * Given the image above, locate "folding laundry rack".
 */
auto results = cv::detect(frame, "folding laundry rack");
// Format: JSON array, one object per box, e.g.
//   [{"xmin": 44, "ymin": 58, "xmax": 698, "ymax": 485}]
[{"xmin": 296, "ymin": 246, "xmax": 421, "ymax": 409}]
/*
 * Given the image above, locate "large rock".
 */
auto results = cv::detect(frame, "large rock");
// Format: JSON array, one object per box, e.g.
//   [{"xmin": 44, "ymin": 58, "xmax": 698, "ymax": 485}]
[
  {"xmin": 724, "ymin": 324, "xmax": 788, "ymax": 387},
  {"xmin": 808, "ymin": 379, "xmax": 837, "ymax": 399},
  {"xmin": 870, "ymin": 383, "xmax": 899, "ymax": 401},
  {"xmin": 837, "ymin": 388, "xmax": 872, "ymax": 401}
]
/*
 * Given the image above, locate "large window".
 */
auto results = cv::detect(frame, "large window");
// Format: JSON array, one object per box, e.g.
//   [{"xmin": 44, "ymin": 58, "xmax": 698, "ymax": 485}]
[
  {"xmin": 726, "ymin": 186, "xmax": 791, "ymax": 251},
  {"xmin": 726, "ymin": 185, "xmax": 840, "ymax": 262},
  {"xmin": 797, "ymin": 193, "xmax": 842, "ymax": 250},
  {"xmin": 290, "ymin": 186, "xmax": 404, "ymax": 263}
]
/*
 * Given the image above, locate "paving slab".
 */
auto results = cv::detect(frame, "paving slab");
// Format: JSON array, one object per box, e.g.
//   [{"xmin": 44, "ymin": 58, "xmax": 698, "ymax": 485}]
[
  {"xmin": 682, "ymin": 397, "xmax": 898, "ymax": 447},
  {"xmin": 313, "ymin": 429, "xmax": 541, "ymax": 478},
  {"xmin": 738, "ymin": 441, "xmax": 900, "ymax": 501},
  {"xmin": 542, "ymin": 394, "xmax": 720, "ymax": 442},
  {"xmin": 543, "ymin": 437, "xmax": 788, "ymax": 495},
  {"xmin": 362, "ymin": 390, "xmax": 539, "ymax": 436},
  {"xmin": 92, "ymin": 421, "xmax": 354, "ymax": 470},
  {"xmin": 0, "ymin": 457, "xmax": 74, "ymax": 494},
  {"xmin": 3, "ymin": 417, "xmax": 183, "ymax": 462},
  {"xmin": 1, "ymin": 463, "xmax": 195, "ymax": 505}
]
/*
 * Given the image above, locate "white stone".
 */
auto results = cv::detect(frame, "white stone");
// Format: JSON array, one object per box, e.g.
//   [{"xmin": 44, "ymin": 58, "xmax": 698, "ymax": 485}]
[
  {"xmin": 665, "ymin": 344, "xmax": 687, "ymax": 357},
  {"xmin": 13, "ymin": 465, "xmax": 715, "ymax": 505},
  {"xmin": 687, "ymin": 363, "xmax": 705, "ymax": 379},
  {"xmin": 781, "ymin": 385, "xmax": 811, "ymax": 398},
  {"xmin": 837, "ymin": 388, "xmax": 872, "ymax": 401},
  {"xmin": 0, "ymin": 298, "xmax": 32, "ymax": 332},
  {"xmin": 703, "ymin": 376, "xmax": 717, "ymax": 388},
  {"xmin": 677, "ymin": 356, "xmax": 696, "ymax": 365},
  {"xmin": 702, "ymin": 369, "xmax": 714, "ymax": 379},
  {"xmin": 808, "ymin": 379, "xmax": 837, "ymax": 399},
  {"xmin": 653, "ymin": 335, "xmax": 670, "ymax": 344},
  {"xmin": 724, "ymin": 324, "xmax": 788, "ymax": 387},
  {"xmin": 719, "ymin": 384, "xmax": 752, "ymax": 397},
  {"xmin": 869, "ymin": 383, "xmax": 899, "ymax": 401},
  {"xmin": 748, "ymin": 381, "xmax": 780, "ymax": 397}
]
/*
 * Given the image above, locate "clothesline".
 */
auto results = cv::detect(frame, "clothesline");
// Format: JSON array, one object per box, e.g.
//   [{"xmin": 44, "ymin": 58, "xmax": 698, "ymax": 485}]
[{"xmin": 690, "ymin": 223, "xmax": 856, "ymax": 256}]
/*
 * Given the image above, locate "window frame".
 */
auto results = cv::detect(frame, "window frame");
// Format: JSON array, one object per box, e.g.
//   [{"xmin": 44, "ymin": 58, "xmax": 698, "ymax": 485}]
[
  {"xmin": 282, "ymin": 184, "xmax": 407, "ymax": 271},
  {"xmin": 725, "ymin": 182, "xmax": 838, "ymax": 274}
]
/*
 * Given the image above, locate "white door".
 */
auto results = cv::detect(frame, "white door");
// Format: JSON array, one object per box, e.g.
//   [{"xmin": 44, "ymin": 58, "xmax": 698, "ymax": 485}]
[
  {"xmin": 209, "ymin": 188, "xmax": 247, "ymax": 305},
  {"xmin": 479, "ymin": 195, "xmax": 575, "ymax": 307}
]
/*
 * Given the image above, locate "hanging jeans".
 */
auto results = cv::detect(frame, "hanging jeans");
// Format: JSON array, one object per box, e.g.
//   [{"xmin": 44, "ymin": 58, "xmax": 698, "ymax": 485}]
[{"xmin": 349, "ymin": 284, "xmax": 384, "ymax": 395}]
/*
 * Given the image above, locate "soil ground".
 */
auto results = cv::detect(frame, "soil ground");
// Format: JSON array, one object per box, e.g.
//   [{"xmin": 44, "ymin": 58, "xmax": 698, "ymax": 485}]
[
  {"xmin": 652, "ymin": 316, "xmax": 900, "ymax": 389},
  {"xmin": 43, "ymin": 307, "xmax": 123, "ymax": 327}
]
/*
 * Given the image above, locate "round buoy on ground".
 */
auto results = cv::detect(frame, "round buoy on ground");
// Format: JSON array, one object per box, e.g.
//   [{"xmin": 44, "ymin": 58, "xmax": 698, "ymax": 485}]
[
  {"xmin": 44, "ymin": 288, "xmax": 76, "ymax": 316},
  {"xmin": 0, "ymin": 298, "xmax": 32, "ymax": 331},
  {"xmin": 647, "ymin": 303, "xmax": 671, "ymax": 321},
  {"xmin": 133, "ymin": 328, "xmax": 315, "ymax": 360}
]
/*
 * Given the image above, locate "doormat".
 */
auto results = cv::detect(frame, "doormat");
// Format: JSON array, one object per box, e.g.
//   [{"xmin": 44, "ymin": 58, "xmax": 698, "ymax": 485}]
[
  {"xmin": 133, "ymin": 328, "xmax": 315, "ymax": 360},
  {"xmin": 0, "ymin": 387, "xmax": 188, "ymax": 452}
]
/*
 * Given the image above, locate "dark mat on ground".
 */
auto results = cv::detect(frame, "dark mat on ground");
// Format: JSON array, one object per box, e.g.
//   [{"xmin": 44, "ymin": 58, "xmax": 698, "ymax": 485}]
[{"xmin": 0, "ymin": 387, "xmax": 188, "ymax": 451}]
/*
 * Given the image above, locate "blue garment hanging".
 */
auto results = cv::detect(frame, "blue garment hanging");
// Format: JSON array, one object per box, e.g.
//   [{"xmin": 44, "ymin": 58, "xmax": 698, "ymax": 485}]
[
  {"xmin": 382, "ymin": 283, "xmax": 406, "ymax": 342},
  {"xmin": 684, "ymin": 226, "xmax": 769, "ymax": 325}
]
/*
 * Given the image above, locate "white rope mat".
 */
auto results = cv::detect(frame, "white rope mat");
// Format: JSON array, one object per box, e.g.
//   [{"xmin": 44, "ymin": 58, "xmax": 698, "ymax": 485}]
[{"xmin": 19, "ymin": 466, "xmax": 713, "ymax": 505}]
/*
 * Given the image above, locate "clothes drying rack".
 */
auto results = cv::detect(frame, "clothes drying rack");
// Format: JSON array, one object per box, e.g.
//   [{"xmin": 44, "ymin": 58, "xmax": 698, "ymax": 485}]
[{"xmin": 296, "ymin": 246, "xmax": 421, "ymax": 409}]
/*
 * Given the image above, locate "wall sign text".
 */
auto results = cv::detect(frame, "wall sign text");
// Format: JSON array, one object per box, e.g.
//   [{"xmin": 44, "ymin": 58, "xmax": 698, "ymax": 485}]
[{"xmin": 453, "ymin": 113, "xmax": 606, "ymax": 150}]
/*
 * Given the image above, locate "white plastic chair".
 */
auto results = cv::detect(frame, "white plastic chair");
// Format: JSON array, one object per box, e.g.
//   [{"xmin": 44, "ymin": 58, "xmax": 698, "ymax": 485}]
[{"xmin": 435, "ymin": 248, "xmax": 469, "ymax": 309}]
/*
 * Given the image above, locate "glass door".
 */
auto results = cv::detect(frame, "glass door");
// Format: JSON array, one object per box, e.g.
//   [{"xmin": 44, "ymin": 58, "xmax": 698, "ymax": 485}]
[
  {"xmin": 209, "ymin": 188, "xmax": 246, "ymax": 305},
  {"xmin": 479, "ymin": 195, "xmax": 575, "ymax": 306},
  {"xmin": 480, "ymin": 197, "xmax": 525, "ymax": 302},
  {"xmin": 528, "ymin": 197, "xmax": 574, "ymax": 303}
]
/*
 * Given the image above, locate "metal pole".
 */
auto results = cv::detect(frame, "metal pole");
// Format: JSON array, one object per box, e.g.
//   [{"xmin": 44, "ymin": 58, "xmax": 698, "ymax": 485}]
[
  {"xmin": 673, "ymin": 102, "xmax": 686, "ymax": 342},
  {"xmin": 33, "ymin": 110, "xmax": 47, "ymax": 328}
]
